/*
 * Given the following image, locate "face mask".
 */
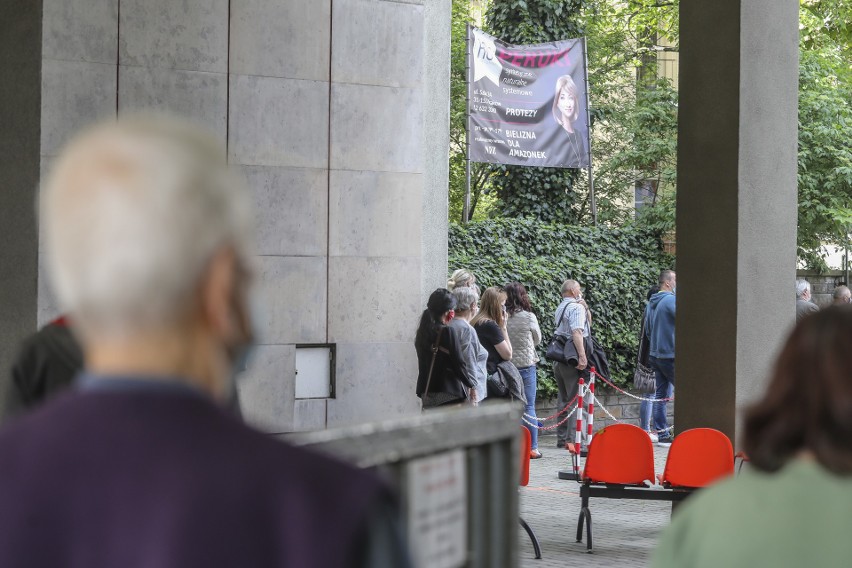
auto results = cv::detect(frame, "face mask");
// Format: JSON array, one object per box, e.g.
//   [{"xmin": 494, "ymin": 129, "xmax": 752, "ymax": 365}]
[
  {"xmin": 672, "ymin": 286, "xmax": 677, "ymax": 295},
  {"xmin": 223, "ymin": 276, "xmax": 258, "ymax": 410}
]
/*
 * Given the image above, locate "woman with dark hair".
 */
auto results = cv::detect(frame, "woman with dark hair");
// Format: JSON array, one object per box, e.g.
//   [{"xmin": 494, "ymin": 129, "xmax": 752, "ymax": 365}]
[
  {"xmin": 504, "ymin": 283, "xmax": 543, "ymax": 458},
  {"xmin": 653, "ymin": 307, "xmax": 852, "ymax": 567},
  {"xmin": 415, "ymin": 288, "xmax": 477, "ymax": 409}
]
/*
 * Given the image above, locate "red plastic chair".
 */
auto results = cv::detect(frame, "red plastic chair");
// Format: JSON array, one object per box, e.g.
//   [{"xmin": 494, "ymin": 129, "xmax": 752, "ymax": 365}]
[
  {"xmin": 658, "ymin": 428, "xmax": 734, "ymax": 488},
  {"xmin": 518, "ymin": 428, "xmax": 541, "ymax": 559},
  {"xmin": 570, "ymin": 424, "xmax": 657, "ymax": 552},
  {"xmin": 581, "ymin": 423, "xmax": 656, "ymax": 485}
]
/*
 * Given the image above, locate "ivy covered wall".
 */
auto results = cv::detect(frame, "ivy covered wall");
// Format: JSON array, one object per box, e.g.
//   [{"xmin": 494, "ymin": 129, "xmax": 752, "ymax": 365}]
[{"xmin": 449, "ymin": 218, "xmax": 672, "ymax": 395}]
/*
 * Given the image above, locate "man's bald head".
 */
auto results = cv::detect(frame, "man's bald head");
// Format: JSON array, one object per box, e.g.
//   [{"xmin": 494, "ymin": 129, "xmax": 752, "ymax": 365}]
[{"xmin": 561, "ymin": 279, "xmax": 581, "ymax": 297}]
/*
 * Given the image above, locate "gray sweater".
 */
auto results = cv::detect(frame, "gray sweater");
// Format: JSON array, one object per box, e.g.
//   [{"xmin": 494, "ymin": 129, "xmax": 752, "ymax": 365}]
[{"xmin": 506, "ymin": 310, "xmax": 542, "ymax": 368}]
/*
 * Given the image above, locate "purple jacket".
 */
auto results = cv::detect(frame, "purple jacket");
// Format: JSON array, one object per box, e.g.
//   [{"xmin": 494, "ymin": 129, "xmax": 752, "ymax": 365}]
[{"xmin": 0, "ymin": 377, "xmax": 397, "ymax": 567}]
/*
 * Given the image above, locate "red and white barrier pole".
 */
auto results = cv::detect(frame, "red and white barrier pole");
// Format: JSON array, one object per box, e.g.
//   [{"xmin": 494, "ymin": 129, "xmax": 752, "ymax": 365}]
[
  {"xmin": 586, "ymin": 368, "xmax": 596, "ymax": 446},
  {"xmin": 575, "ymin": 376, "xmax": 585, "ymax": 469}
]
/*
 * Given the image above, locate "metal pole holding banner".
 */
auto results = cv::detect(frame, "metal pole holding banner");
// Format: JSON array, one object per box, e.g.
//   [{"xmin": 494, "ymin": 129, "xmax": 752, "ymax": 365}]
[
  {"xmin": 463, "ymin": 24, "xmax": 472, "ymax": 224},
  {"xmin": 582, "ymin": 37, "xmax": 597, "ymax": 226}
]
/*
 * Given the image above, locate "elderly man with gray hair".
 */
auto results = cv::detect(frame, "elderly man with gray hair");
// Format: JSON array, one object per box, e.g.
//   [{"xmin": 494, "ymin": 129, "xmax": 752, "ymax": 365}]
[
  {"xmin": 0, "ymin": 118, "xmax": 408, "ymax": 567},
  {"xmin": 553, "ymin": 279, "xmax": 591, "ymax": 450},
  {"xmin": 796, "ymin": 279, "xmax": 819, "ymax": 321},
  {"xmin": 832, "ymin": 285, "xmax": 851, "ymax": 306}
]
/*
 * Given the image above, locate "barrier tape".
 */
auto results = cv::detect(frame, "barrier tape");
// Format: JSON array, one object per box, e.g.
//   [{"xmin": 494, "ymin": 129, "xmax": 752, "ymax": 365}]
[
  {"xmin": 521, "ymin": 404, "xmax": 579, "ymax": 431},
  {"xmin": 521, "ymin": 385, "xmax": 589, "ymax": 431},
  {"xmin": 593, "ymin": 396, "xmax": 674, "ymax": 434},
  {"xmin": 523, "ymin": 391, "xmax": 581, "ymax": 423},
  {"xmin": 590, "ymin": 368, "xmax": 674, "ymax": 403}
]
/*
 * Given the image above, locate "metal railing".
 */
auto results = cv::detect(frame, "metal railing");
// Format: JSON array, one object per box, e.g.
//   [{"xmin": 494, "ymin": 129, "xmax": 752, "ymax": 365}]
[{"xmin": 285, "ymin": 403, "xmax": 522, "ymax": 568}]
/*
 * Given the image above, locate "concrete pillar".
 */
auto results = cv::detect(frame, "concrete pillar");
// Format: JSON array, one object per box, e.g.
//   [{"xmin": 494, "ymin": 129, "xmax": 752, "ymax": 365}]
[
  {"xmin": 0, "ymin": 0, "xmax": 42, "ymax": 411},
  {"xmin": 1, "ymin": 0, "xmax": 451, "ymax": 431},
  {"xmin": 676, "ymin": 0, "xmax": 799, "ymax": 444}
]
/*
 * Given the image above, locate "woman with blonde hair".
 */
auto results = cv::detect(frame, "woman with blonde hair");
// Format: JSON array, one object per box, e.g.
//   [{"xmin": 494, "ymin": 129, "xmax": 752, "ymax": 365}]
[
  {"xmin": 471, "ymin": 287, "xmax": 512, "ymax": 382},
  {"xmin": 447, "ymin": 269, "xmax": 476, "ymax": 292}
]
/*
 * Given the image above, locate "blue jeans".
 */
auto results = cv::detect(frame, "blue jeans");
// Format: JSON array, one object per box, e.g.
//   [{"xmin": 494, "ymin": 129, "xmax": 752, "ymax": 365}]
[
  {"xmin": 639, "ymin": 396, "xmax": 654, "ymax": 432},
  {"xmin": 519, "ymin": 365, "xmax": 539, "ymax": 450},
  {"xmin": 639, "ymin": 383, "xmax": 674, "ymax": 431},
  {"xmin": 649, "ymin": 356, "xmax": 675, "ymax": 435}
]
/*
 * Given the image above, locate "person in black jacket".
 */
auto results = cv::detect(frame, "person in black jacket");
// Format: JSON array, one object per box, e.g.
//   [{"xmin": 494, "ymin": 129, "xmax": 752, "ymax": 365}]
[
  {"xmin": 415, "ymin": 289, "xmax": 477, "ymax": 409},
  {"xmin": 4, "ymin": 316, "xmax": 83, "ymax": 420}
]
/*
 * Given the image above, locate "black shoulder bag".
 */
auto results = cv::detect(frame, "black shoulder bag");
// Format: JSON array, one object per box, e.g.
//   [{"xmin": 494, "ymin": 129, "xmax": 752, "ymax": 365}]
[
  {"xmin": 545, "ymin": 305, "xmax": 570, "ymax": 364},
  {"xmin": 421, "ymin": 327, "xmax": 445, "ymax": 400}
]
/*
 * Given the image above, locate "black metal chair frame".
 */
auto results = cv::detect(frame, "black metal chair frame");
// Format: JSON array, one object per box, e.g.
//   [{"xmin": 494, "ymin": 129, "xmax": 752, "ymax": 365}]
[
  {"xmin": 519, "ymin": 516, "xmax": 542, "ymax": 559},
  {"xmin": 575, "ymin": 482, "xmax": 695, "ymax": 552}
]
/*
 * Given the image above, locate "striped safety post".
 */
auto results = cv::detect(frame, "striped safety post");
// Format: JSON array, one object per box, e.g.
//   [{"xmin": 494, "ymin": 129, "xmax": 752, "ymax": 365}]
[
  {"xmin": 586, "ymin": 368, "xmax": 596, "ymax": 447},
  {"xmin": 574, "ymin": 375, "xmax": 585, "ymax": 475}
]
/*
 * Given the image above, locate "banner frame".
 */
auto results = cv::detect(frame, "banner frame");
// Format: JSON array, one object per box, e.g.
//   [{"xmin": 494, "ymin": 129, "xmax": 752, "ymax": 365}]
[
  {"xmin": 463, "ymin": 23, "xmax": 472, "ymax": 224},
  {"xmin": 582, "ymin": 37, "xmax": 597, "ymax": 226}
]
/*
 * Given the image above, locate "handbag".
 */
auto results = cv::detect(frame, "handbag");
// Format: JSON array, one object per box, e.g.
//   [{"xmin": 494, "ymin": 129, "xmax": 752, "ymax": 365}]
[
  {"xmin": 421, "ymin": 327, "xmax": 444, "ymax": 399},
  {"xmin": 545, "ymin": 305, "xmax": 570, "ymax": 364},
  {"xmin": 633, "ymin": 363, "xmax": 656, "ymax": 394},
  {"xmin": 486, "ymin": 370, "xmax": 510, "ymax": 398}
]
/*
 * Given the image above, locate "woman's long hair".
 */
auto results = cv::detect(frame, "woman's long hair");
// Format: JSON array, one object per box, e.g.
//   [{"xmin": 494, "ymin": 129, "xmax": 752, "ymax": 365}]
[
  {"xmin": 415, "ymin": 288, "xmax": 456, "ymax": 351},
  {"xmin": 504, "ymin": 282, "xmax": 532, "ymax": 315},
  {"xmin": 744, "ymin": 307, "xmax": 852, "ymax": 474},
  {"xmin": 551, "ymin": 75, "xmax": 580, "ymax": 127},
  {"xmin": 471, "ymin": 287, "xmax": 506, "ymax": 328}
]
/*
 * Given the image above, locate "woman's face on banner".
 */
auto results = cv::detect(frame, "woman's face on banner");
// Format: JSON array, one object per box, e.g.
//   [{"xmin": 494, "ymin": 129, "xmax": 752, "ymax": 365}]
[{"xmin": 557, "ymin": 87, "xmax": 575, "ymax": 119}]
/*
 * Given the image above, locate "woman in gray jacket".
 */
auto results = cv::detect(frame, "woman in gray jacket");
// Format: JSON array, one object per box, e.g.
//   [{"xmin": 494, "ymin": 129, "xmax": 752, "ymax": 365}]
[{"xmin": 505, "ymin": 282, "xmax": 543, "ymax": 458}]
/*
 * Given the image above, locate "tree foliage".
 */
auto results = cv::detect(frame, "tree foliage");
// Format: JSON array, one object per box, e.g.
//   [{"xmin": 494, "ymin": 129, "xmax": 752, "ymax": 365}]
[
  {"xmin": 797, "ymin": 13, "xmax": 852, "ymax": 269},
  {"xmin": 484, "ymin": 0, "xmax": 587, "ymax": 223},
  {"xmin": 448, "ymin": 0, "xmax": 497, "ymax": 223},
  {"xmin": 449, "ymin": 218, "xmax": 672, "ymax": 395},
  {"xmin": 578, "ymin": 0, "xmax": 680, "ymax": 229}
]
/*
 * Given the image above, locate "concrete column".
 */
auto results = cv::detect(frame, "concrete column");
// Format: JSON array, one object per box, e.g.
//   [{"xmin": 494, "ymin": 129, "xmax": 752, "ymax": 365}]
[
  {"xmin": 676, "ymin": 0, "xmax": 799, "ymax": 444},
  {"xmin": 0, "ymin": 0, "xmax": 42, "ymax": 411},
  {"xmin": 422, "ymin": 0, "xmax": 451, "ymax": 304}
]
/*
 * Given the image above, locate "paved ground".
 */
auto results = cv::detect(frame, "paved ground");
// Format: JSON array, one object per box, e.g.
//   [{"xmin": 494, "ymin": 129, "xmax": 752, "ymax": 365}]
[{"xmin": 518, "ymin": 436, "xmax": 672, "ymax": 568}]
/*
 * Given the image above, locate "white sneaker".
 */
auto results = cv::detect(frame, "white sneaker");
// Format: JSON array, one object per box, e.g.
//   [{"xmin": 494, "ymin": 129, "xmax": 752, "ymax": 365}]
[{"xmin": 647, "ymin": 432, "xmax": 659, "ymax": 443}]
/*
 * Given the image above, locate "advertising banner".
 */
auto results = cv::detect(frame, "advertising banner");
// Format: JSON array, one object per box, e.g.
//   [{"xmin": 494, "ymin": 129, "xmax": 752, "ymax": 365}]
[{"xmin": 468, "ymin": 28, "xmax": 590, "ymax": 169}]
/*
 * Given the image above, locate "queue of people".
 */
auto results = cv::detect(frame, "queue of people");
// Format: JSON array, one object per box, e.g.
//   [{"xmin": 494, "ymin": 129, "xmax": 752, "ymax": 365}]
[
  {"xmin": 415, "ymin": 275, "xmax": 543, "ymax": 458},
  {"xmin": 417, "ymin": 273, "xmax": 609, "ymax": 459},
  {"xmin": 418, "ymin": 270, "xmax": 679, "ymax": 456}
]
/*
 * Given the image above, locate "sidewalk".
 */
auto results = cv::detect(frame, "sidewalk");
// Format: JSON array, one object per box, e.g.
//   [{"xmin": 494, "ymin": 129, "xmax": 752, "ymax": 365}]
[{"xmin": 518, "ymin": 438, "xmax": 672, "ymax": 568}]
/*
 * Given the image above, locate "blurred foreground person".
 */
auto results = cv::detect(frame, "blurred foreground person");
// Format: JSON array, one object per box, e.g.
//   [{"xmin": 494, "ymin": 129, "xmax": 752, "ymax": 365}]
[
  {"xmin": 0, "ymin": 118, "xmax": 407, "ymax": 568},
  {"xmin": 653, "ymin": 307, "xmax": 852, "ymax": 567},
  {"xmin": 4, "ymin": 315, "xmax": 82, "ymax": 419}
]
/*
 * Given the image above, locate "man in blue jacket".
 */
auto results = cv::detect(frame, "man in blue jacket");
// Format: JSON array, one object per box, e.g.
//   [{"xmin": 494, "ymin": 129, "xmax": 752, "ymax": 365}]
[{"xmin": 645, "ymin": 270, "xmax": 677, "ymax": 445}]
